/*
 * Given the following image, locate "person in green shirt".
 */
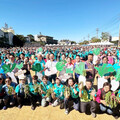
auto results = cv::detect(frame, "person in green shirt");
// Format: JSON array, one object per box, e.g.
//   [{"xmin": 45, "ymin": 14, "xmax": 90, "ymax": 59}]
[
  {"xmin": 29, "ymin": 75, "xmax": 41, "ymax": 108},
  {"xmin": 33, "ymin": 53, "xmax": 45, "ymax": 78},
  {"xmin": 60, "ymin": 54, "xmax": 67, "ymax": 63},
  {"xmin": 15, "ymin": 77, "xmax": 27, "ymax": 109},
  {"xmin": 15, "ymin": 76, "xmax": 36, "ymax": 110},
  {"xmin": 64, "ymin": 77, "xmax": 80, "ymax": 114},
  {"xmin": 40, "ymin": 76, "xmax": 53, "ymax": 107},
  {"xmin": 3, "ymin": 77, "xmax": 16, "ymax": 110},
  {"xmin": 79, "ymin": 79, "xmax": 97, "ymax": 118},
  {"xmin": 51, "ymin": 77, "xmax": 64, "ymax": 109},
  {"xmin": 0, "ymin": 77, "xmax": 4, "ymax": 107}
]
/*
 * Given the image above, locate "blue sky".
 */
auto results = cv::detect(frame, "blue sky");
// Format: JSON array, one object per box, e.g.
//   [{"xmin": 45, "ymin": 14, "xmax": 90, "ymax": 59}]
[{"xmin": 0, "ymin": 0, "xmax": 120, "ymax": 42}]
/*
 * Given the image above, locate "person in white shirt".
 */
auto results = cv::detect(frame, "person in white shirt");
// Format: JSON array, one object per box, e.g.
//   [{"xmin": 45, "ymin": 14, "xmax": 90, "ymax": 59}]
[
  {"xmin": 45, "ymin": 53, "xmax": 57, "ymax": 82},
  {"xmin": 73, "ymin": 55, "xmax": 81, "ymax": 83}
]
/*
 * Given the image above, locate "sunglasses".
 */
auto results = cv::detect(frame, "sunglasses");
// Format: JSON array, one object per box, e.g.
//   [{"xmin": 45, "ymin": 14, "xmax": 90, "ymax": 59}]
[{"xmin": 5, "ymin": 80, "xmax": 10, "ymax": 83}]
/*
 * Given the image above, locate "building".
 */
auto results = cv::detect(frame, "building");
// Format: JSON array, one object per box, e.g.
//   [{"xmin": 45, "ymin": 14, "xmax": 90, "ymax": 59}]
[
  {"xmin": 24, "ymin": 34, "xmax": 35, "ymax": 42},
  {"xmin": 59, "ymin": 39, "xmax": 72, "ymax": 45},
  {"xmin": 24, "ymin": 36, "xmax": 33, "ymax": 42},
  {"xmin": 0, "ymin": 29, "xmax": 4, "ymax": 37},
  {"xmin": 0, "ymin": 23, "xmax": 15, "ymax": 45},
  {"xmin": 34, "ymin": 34, "xmax": 58, "ymax": 44},
  {"xmin": 24, "ymin": 36, "xmax": 31, "ymax": 42},
  {"xmin": 111, "ymin": 36, "xmax": 119, "ymax": 41}
]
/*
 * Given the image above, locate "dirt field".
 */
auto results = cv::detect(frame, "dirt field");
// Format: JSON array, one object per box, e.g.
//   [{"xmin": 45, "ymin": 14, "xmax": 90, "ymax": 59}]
[{"xmin": 0, "ymin": 105, "xmax": 119, "ymax": 120}]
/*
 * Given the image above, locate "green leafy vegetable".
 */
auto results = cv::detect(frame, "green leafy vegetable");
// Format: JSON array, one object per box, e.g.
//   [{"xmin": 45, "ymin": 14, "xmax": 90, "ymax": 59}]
[
  {"xmin": 75, "ymin": 62, "xmax": 86, "ymax": 76},
  {"xmin": 56, "ymin": 61, "xmax": 65, "ymax": 71},
  {"xmin": 32, "ymin": 63, "xmax": 41, "ymax": 72},
  {"xmin": 16, "ymin": 63, "xmax": 23, "ymax": 70},
  {"xmin": 93, "ymin": 48, "xmax": 101, "ymax": 55},
  {"xmin": 95, "ymin": 64, "xmax": 115, "ymax": 77}
]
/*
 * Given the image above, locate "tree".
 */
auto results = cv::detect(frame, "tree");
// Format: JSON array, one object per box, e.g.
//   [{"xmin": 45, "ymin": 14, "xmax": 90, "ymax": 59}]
[
  {"xmin": 111, "ymin": 40, "xmax": 118, "ymax": 45},
  {"xmin": 39, "ymin": 41, "xmax": 45, "ymax": 46},
  {"xmin": 27, "ymin": 34, "xmax": 35, "ymax": 42},
  {"xmin": 101, "ymin": 32, "xmax": 110, "ymax": 41},
  {"xmin": 83, "ymin": 40, "xmax": 89, "ymax": 44},
  {"xmin": 0, "ymin": 37, "xmax": 9, "ymax": 47},
  {"xmin": 13, "ymin": 35, "xmax": 26, "ymax": 47},
  {"xmin": 79, "ymin": 40, "xmax": 89, "ymax": 45},
  {"xmin": 79, "ymin": 42, "xmax": 84, "ymax": 45},
  {"xmin": 60, "ymin": 39, "xmax": 70, "ymax": 42},
  {"xmin": 91, "ymin": 37, "xmax": 101, "ymax": 43},
  {"xmin": 71, "ymin": 41, "xmax": 76, "ymax": 44}
]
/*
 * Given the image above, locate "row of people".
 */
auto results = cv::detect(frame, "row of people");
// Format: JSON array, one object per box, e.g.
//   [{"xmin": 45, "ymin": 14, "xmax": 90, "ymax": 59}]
[{"xmin": 0, "ymin": 75, "xmax": 120, "ymax": 119}]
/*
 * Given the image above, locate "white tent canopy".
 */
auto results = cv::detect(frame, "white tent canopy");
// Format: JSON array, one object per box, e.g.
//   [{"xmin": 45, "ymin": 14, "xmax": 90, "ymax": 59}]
[{"xmin": 88, "ymin": 41, "xmax": 114, "ymax": 46}]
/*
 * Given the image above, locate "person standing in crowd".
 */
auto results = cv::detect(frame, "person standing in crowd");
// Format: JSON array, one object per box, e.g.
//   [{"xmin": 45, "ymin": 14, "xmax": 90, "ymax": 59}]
[
  {"xmin": 97, "ymin": 56, "xmax": 113, "ymax": 89},
  {"xmin": 100, "ymin": 52, "xmax": 107, "ymax": 60},
  {"xmin": 4, "ymin": 53, "xmax": 10, "ymax": 64},
  {"xmin": 33, "ymin": 53, "xmax": 45, "ymax": 81},
  {"xmin": 45, "ymin": 53, "xmax": 57, "ymax": 82},
  {"xmin": 85, "ymin": 54, "xmax": 96, "ymax": 80},
  {"xmin": 65, "ymin": 57, "xmax": 74, "ymax": 77},
  {"xmin": 74, "ymin": 55, "xmax": 81, "ymax": 83},
  {"xmin": 20, "ymin": 53, "xmax": 25, "ymax": 63},
  {"xmin": 60, "ymin": 54, "xmax": 66, "ymax": 62},
  {"xmin": 7, "ymin": 54, "xmax": 18, "ymax": 73},
  {"xmin": 0, "ymin": 58, "xmax": 6, "ymax": 79},
  {"xmin": 22, "ymin": 57, "xmax": 32, "ymax": 84},
  {"xmin": 113, "ymin": 58, "xmax": 120, "ymax": 71},
  {"xmin": 0, "ymin": 77, "xmax": 5, "ymax": 108},
  {"xmin": 44, "ymin": 53, "xmax": 50, "ymax": 63},
  {"xmin": 7, "ymin": 54, "xmax": 16, "ymax": 64}
]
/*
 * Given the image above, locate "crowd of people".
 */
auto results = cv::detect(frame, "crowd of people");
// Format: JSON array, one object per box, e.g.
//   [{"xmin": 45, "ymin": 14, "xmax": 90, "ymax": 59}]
[{"xmin": 0, "ymin": 46, "xmax": 120, "ymax": 119}]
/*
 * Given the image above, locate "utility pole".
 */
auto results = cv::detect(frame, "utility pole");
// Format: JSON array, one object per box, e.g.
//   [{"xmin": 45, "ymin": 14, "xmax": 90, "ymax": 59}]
[
  {"xmin": 83, "ymin": 37, "xmax": 85, "ymax": 41},
  {"xmin": 88, "ymin": 34, "xmax": 89, "ymax": 41},
  {"xmin": 96, "ymin": 28, "xmax": 99, "ymax": 39},
  {"xmin": 119, "ymin": 25, "xmax": 120, "ymax": 47},
  {"xmin": 39, "ymin": 32, "xmax": 42, "ymax": 35},
  {"xmin": 88, "ymin": 34, "xmax": 90, "ymax": 43}
]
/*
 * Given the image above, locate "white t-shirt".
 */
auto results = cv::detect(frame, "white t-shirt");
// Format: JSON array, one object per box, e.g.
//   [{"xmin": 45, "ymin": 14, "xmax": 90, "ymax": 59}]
[
  {"xmin": 45, "ymin": 60, "xmax": 57, "ymax": 76},
  {"xmin": 45, "ymin": 60, "xmax": 57, "ymax": 68}
]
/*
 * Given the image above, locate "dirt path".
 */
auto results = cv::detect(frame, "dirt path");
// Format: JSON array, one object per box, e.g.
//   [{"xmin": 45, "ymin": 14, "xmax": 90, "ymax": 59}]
[{"xmin": 0, "ymin": 105, "xmax": 119, "ymax": 120}]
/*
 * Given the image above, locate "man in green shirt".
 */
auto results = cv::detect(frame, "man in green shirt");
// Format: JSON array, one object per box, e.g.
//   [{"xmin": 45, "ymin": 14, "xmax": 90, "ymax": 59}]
[{"xmin": 79, "ymin": 79, "xmax": 97, "ymax": 118}]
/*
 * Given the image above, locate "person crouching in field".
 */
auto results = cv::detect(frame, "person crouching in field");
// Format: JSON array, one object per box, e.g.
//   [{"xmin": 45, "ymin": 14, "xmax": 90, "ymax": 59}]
[
  {"xmin": 96, "ymin": 82, "xmax": 120, "ymax": 119},
  {"xmin": 2, "ymin": 77, "xmax": 16, "ymax": 110},
  {"xmin": 0, "ymin": 77, "xmax": 5, "ymax": 108},
  {"xmin": 15, "ymin": 76, "xmax": 27, "ymax": 109},
  {"xmin": 29, "ymin": 75, "xmax": 41, "ymax": 108},
  {"xmin": 15, "ymin": 76, "xmax": 36, "ymax": 110},
  {"xmin": 64, "ymin": 78, "xmax": 80, "ymax": 114},
  {"xmin": 40, "ymin": 76, "xmax": 53, "ymax": 107},
  {"xmin": 51, "ymin": 77, "xmax": 64, "ymax": 109},
  {"xmin": 79, "ymin": 79, "xmax": 97, "ymax": 118}
]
